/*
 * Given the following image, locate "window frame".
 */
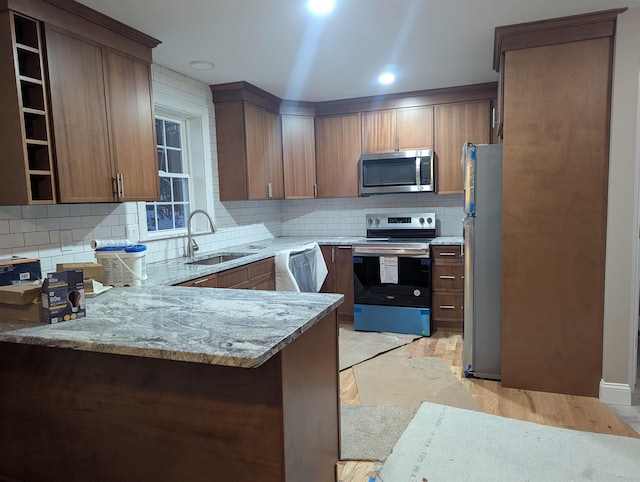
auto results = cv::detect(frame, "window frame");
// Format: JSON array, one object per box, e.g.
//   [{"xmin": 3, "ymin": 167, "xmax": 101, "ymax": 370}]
[{"xmin": 137, "ymin": 92, "xmax": 215, "ymax": 242}]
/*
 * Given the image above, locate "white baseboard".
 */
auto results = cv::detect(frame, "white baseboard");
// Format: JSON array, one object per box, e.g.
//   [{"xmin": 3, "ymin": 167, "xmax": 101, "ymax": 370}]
[{"xmin": 599, "ymin": 379, "xmax": 633, "ymax": 405}]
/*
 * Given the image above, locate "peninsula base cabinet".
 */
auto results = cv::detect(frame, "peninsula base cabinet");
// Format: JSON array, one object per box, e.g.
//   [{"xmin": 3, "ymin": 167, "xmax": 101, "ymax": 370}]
[{"xmin": 0, "ymin": 310, "xmax": 340, "ymax": 482}]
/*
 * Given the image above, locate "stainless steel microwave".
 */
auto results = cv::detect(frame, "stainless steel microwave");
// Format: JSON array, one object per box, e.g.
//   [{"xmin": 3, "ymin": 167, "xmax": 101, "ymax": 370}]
[{"xmin": 359, "ymin": 149, "xmax": 434, "ymax": 195}]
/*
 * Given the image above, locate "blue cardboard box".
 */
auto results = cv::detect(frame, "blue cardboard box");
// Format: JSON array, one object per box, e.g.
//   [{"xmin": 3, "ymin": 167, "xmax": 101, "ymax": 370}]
[{"xmin": 0, "ymin": 257, "xmax": 41, "ymax": 286}]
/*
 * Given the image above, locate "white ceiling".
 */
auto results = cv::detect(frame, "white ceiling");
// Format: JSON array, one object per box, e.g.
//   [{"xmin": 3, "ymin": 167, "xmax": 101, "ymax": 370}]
[{"xmin": 76, "ymin": 0, "xmax": 639, "ymax": 102}]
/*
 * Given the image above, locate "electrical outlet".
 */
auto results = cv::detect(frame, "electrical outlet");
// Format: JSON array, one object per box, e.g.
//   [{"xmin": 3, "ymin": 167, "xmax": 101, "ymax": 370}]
[
  {"xmin": 60, "ymin": 230, "xmax": 73, "ymax": 252},
  {"xmin": 126, "ymin": 225, "xmax": 139, "ymax": 242}
]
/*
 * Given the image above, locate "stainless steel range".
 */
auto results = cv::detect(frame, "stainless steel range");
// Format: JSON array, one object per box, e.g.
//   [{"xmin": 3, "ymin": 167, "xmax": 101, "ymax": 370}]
[{"xmin": 352, "ymin": 213, "xmax": 436, "ymax": 336}]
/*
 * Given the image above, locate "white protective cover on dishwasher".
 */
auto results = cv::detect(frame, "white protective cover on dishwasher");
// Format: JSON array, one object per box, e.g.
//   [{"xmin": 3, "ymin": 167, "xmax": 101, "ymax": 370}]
[{"xmin": 275, "ymin": 242, "xmax": 328, "ymax": 292}]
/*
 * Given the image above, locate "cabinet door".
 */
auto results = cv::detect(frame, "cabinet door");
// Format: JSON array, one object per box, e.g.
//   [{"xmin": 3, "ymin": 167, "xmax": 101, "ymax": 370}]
[
  {"xmin": 263, "ymin": 109, "xmax": 284, "ymax": 199},
  {"xmin": 335, "ymin": 246, "xmax": 354, "ymax": 322},
  {"xmin": 315, "ymin": 114, "xmax": 361, "ymax": 198},
  {"xmin": 176, "ymin": 275, "xmax": 217, "ymax": 288},
  {"xmin": 45, "ymin": 27, "xmax": 114, "ymax": 202},
  {"xmin": 361, "ymin": 109, "xmax": 395, "ymax": 153},
  {"xmin": 282, "ymin": 114, "xmax": 316, "ymax": 199},
  {"xmin": 244, "ymin": 102, "xmax": 269, "ymax": 200},
  {"xmin": 434, "ymin": 100, "xmax": 490, "ymax": 194},
  {"xmin": 319, "ymin": 245, "xmax": 336, "ymax": 293},
  {"xmin": 105, "ymin": 50, "xmax": 158, "ymax": 201},
  {"xmin": 396, "ymin": 105, "xmax": 433, "ymax": 151}
]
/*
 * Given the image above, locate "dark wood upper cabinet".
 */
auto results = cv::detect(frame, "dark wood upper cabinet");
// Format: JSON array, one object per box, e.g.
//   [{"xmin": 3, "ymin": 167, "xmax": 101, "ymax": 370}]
[
  {"xmin": 282, "ymin": 114, "xmax": 316, "ymax": 199},
  {"xmin": 361, "ymin": 105, "xmax": 433, "ymax": 153},
  {"xmin": 0, "ymin": 0, "xmax": 160, "ymax": 205}
]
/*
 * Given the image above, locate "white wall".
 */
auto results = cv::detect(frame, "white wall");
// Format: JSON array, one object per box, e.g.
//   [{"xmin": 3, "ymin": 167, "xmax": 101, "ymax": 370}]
[
  {"xmin": 601, "ymin": 6, "xmax": 640, "ymax": 404},
  {"xmin": 0, "ymin": 65, "xmax": 464, "ymax": 276}
]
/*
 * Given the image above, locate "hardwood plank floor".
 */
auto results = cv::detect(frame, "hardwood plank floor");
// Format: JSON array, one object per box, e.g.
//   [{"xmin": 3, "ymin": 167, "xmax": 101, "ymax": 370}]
[{"xmin": 337, "ymin": 328, "xmax": 639, "ymax": 482}]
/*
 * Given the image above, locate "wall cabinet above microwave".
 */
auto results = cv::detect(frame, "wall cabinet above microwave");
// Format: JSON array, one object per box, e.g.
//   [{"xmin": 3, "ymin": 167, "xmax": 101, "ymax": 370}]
[
  {"xmin": 361, "ymin": 106, "xmax": 434, "ymax": 154},
  {"xmin": 0, "ymin": 3, "xmax": 160, "ymax": 205}
]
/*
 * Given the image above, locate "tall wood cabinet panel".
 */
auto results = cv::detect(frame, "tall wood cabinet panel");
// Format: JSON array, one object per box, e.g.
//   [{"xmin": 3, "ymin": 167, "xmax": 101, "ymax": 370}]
[
  {"xmin": 320, "ymin": 245, "xmax": 354, "ymax": 323},
  {"xmin": 499, "ymin": 31, "xmax": 614, "ymax": 396},
  {"xmin": 315, "ymin": 113, "xmax": 361, "ymax": 198},
  {"xmin": 361, "ymin": 106, "xmax": 433, "ymax": 154},
  {"xmin": 434, "ymin": 100, "xmax": 490, "ymax": 194},
  {"xmin": 282, "ymin": 114, "xmax": 316, "ymax": 199},
  {"xmin": 215, "ymin": 100, "xmax": 284, "ymax": 201}
]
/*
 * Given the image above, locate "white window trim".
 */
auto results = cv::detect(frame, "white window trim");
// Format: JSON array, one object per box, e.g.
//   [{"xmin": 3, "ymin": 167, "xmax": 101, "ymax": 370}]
[{"xmin": 137, "ymin": 92, "xmax": 215, "ymax": 241}]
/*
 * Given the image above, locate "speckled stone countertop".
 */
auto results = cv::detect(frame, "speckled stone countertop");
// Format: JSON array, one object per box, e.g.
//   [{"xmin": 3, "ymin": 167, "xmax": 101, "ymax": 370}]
[
  {"xmin": 430, "ymin": 236, "xmax": 464, "ymax": 245},
  {"xmin": 146, "ymin": 237, "xmax": 362, "ymax": 286},
  {"xmin": 0, "ymin": 286, "xmax": 342, "ymax": 368}
]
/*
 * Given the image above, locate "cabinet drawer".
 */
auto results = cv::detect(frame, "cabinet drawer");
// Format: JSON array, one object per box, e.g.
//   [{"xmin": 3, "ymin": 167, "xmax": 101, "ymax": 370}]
[
  {"xmin": 433, "ymin": 264, "xmax": 463, "ymax": 290},
  {"xmin": 249, "ymin": 258, "xmax": 275, "ymax": 279},
  {"xmin": 176, "ymin": 274, "xmax": 217, "ymax": 288},
  {"xmin": 431, "ymin": 245, "xmax": 463, "ymax": 262},
  {"xmin": 432, "ymin": 293, "xmax": 463, "ymax": 321},
  {"xmin": 217, "ymin": 266, "xmax": 250, "ymax": 289}
]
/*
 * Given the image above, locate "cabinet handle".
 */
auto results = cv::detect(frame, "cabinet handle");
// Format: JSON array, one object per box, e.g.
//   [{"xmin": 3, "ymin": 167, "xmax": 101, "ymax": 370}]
[
  {"xmin": 331, "ymin": 247, "xmax": 335, "ymax": 263},
  {"xmin": 193, "ymin": 278, "xmax": 210, "ymax": 285},
  {"xmin": 394, "ymin": 135, "xmax": 399, "ymax": 152},
  {"xmin": 267, "ymin": 182, "xmax": 272, "ymax": 198},
  {"xmin": 439, "ymin": 275, "xmax": 456, "ymax": 280},
  {"xmin": 338, "ymin": 246, "xmax": 351, "ymax": 249},
  {"xmin": 115, "ymin": 173, "xmax": 125, "ymax": 199},
  {"xmin": 439, "ymin": 305, "xmax": 456, "ymax": 310},
  {"xmin": 314, "ymin": 183, "xmax": 318, "ymax": 198},
  {"xmin": 492, "ymin": 108, "xmax": 498, "ymax": 128},
  {"xmin": 438, "ymin": 252, "xmax": 457, "ymax": 256}
]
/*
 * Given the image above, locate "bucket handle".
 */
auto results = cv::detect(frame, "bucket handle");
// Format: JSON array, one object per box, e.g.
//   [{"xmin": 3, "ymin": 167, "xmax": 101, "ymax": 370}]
[{"xmin": 114, "ymin": 253, "xmax": 146, "ymax": 280}]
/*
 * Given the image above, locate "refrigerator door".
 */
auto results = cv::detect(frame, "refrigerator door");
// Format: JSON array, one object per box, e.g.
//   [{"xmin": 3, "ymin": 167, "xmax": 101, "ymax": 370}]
[
  {"xmin": 462, "ymin": 215, "xmax": 474, "ymax": 375},
  {"xmin": 463, "ymin": 142, "xmax": 476, "ymax": 216}
]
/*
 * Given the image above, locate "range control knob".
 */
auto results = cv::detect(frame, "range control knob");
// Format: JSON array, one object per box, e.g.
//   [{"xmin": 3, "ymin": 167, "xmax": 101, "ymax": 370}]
[
  {"xmin": 367, "ymin": 217, "xmax": 373, "ymax": 225},
  {"xmin": 419, "ymin": 217, "xmax": 425, "ymax": 224},
  {"xmin": 427, "ymin": 217, "xmax": 433, "ymax": 225},
  {"xmin": 375, "ymin": 217, "xmax": 381, "ymax": 225}
]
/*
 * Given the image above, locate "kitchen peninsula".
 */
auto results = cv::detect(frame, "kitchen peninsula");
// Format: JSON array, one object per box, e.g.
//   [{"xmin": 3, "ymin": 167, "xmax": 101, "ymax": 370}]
[{"xmin": 0, "ymin": 286, "xmax": 342, "ymax": 481}]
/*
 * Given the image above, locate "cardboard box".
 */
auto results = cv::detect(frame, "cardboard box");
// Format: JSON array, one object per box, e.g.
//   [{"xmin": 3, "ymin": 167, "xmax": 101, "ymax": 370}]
[
  {"xmin": 41, "ymin": 270, "xmax": 86, "ymax": 324},
  {"xmin": 0, "ymin": 300, "xmax": 43, "ymax": 322},
  {"xmin": 0, "ymin": 257, "xmax": 41, "ymax": 286},
  {"xmin": 0, "ymin": 281, "xmax": 42, "ymax": 305},
  {"xmin": 56, "ymin": 262, "xmax": 103, "ymax": 282}
]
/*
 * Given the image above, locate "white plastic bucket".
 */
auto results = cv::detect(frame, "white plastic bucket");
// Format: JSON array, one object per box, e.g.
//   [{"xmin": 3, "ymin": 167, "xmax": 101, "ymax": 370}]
[{"xmin": 95, "ymin": 245, "xmax": 147, "ymax": 287}]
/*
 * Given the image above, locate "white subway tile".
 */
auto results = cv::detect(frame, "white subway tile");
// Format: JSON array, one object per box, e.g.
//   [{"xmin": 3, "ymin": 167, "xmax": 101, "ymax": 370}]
[
  {"xmin": 1, "ymin": 233, "xmax": 25, "ymax": 249},
  {"xmin": 24, "ymin": 231, "xmax": 51, "ymax": 246},
  {"xmin": 60, "ymin": 217, "xmax": 83, "ymax": 230},
  {"xmin": 0, "ymin": 220, "xmax": 9, "ymax": 234},
  {"xmin": 69, "ymin": 204, "xmax": 92, "ymax": 216},
  {"xmin": 0, "ymin": 206, "xmax": 23, "ymax": 220},
  {"xmin": 9, "ymin": 219, "xmax": 36, "ymax": 233},
  {"xmin": 36, "ymin": 218, "xmax": 61, "ymax": 231},
  {"xmin": 46, "ymin": 205, "xmax": 71, "ymax": 217},
  {"xmin": 21, "ymin": 205, "xmax": 48, "ymax": 218}
]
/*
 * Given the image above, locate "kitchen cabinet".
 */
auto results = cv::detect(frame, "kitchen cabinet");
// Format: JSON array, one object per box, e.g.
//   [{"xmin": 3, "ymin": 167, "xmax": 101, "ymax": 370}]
[
  {"xmin": 46, "ymin": 28, "xmax": 158, "ymax": 202},
  {"xmin": 361, "ymin": 105, "xmax": 433, "ymax": 154},
  {"xmin": 320, "ymin": 245, "xmax": 354, "ymax": 322},
  {"xmin": 434, "ymin": 100, "xmax": 490, "ymax": 194},
  {"xmin": 216, "ymin": 257, "xmax": 275, "ymax": 290},
  {"xmin": 281, "ymin": 114, "xmax": 316, "ymax": 199},
  {"xmin": 495, "ymin": 10, "xmax": 619, "ymax": 397},
  {"xmin": 0, "ymin": 6, "xmax": 159, "ymax": 205},
  {"xmin": 315, "ymin": 113, "xmax": 361, "ymax": 198},
  {"xmin": 212, "ymin": 82, "xmax": 284, "ymax": 201},
  {"xmin": 176, "ymin": 257, "xmax": 275, "ymax": 290},
  {"xmin": 176, "ymin": 274, "xmax": 217, "ymax": 288},
  {"xmin": 431, "ymin": 245, "xmax": 464, "ymax": 332}
]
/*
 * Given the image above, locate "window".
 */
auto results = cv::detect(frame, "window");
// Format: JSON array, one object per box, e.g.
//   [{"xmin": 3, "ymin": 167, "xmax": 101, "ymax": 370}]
[
  {"xmin": 137, "ymin": 91, "xmax": 215, "ymax": 242},
  {"xmin": 146, "ymin": 117, "xmax": 190, "ymax": 233}
]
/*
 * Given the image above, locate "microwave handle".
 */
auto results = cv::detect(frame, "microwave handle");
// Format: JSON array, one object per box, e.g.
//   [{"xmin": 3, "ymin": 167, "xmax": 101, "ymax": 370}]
[{"xmin": 415, "ymin": 157, "xmax": 421, "ymax": 186}]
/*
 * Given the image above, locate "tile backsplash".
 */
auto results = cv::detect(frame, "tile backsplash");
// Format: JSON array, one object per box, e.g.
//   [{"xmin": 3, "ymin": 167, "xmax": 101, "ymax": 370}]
[{"xmin": 0, "ymin": 64, "xmax": 464, "ymax": 276}]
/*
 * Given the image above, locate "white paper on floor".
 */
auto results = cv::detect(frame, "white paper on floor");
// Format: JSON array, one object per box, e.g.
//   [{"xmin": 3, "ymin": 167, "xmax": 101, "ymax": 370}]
[{"xmin": 379, "ymin": 402, "xmax": 640, "ymax": 482}]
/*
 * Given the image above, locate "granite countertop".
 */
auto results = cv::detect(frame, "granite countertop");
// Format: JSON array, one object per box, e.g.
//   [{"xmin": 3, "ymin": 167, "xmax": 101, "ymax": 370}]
[
  {"xmin": 0, "ymin": 234, "xmax": 461, "ymax": 367},
  {"xmin": 146, "ymin": 237, "xmax": 362, "ymax": 286},
  {"xmin": 430, "ymin": 236, "xmax": 464, "ymax": 245},
  {"xmin": 0, "ymin": 286, "xmax": 342, "ymax": 368}
]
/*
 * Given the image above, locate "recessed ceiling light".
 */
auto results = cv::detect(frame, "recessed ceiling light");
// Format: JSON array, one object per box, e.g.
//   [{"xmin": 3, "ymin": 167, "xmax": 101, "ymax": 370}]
[
  {"xmin": 308, "ymin": 0, "xmax": 335, "ymax": 15},
  {"xmin": 378, "ymin": 72, "xmax": 396, "ymax": 85},
  {"xmin": 188, "ymin": 60, "xmax": 215, "ymax": 71}
]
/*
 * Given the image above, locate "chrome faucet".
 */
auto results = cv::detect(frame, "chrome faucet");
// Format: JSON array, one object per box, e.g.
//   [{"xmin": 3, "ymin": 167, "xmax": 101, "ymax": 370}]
[{"xmin": 186, "ymin": 209, "xmax": 217, "ymax": 259}]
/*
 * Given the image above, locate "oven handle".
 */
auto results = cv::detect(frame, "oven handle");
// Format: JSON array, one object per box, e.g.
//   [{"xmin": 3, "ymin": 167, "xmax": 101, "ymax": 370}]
[{"xmin": 352, "ymin": 246, "xmax": 429, "ymax": 256}]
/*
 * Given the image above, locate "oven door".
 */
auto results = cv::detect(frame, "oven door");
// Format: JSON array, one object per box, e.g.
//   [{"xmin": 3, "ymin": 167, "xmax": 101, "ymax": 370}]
[{"xmin": 353, "ymin": 254, "xmax": 431, "ymax": 308}]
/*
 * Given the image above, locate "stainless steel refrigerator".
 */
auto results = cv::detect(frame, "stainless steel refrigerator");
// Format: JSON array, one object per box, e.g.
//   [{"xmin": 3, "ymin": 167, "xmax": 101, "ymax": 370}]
[{"xmin": 462, "ymin": 142, "xmax": 502, "ymax": 380}]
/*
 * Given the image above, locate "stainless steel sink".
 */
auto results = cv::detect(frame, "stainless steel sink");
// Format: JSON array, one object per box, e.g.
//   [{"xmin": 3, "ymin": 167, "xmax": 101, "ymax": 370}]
[{"xmin": 186, "ymin": 252, "xmax": 252, "ymax": 266}]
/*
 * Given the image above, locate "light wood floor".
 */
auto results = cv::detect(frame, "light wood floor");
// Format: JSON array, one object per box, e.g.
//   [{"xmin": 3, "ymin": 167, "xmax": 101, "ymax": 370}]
[{"xmin": 336, "ymin": 329, "xmax": 639, "ymax": 482}]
